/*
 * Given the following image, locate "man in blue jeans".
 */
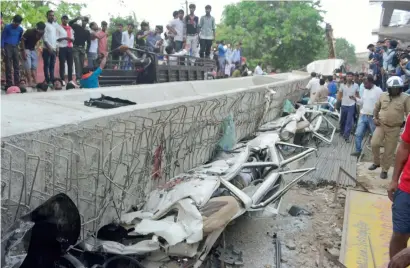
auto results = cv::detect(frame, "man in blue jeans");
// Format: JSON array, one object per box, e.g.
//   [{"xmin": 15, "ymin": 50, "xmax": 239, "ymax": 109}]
[
  {"xmin": 337, "ymin": 72, "xmax": 360, "ymax": 142},
  {"xmin": 43, "ymin": 10, "xmax": 58, "ymax": 86},
  {"xmin": 388, "ymin": 114, "xmax": 410, "ymax": 260},
  {"xmin": 350, "ymin": 75, "xmax": 383, "ymax": 157}
]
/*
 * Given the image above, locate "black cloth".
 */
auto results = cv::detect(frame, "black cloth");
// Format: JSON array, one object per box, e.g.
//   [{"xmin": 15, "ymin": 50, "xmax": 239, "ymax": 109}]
[
  {"xmin": 111, "ymin": 30, "xmax": 122, "ymax": 51},
  {"xmin": 199, "ymin": 39, "xmax": 212, "ymax": 58},
  {"xmin": 68, "ymin": 20, "xmax": 90, "ymax": 49},
  {"xmin": 58, "ymin": 47, "xmax": 73, "ymax": 81},
  {"xmin": 22, "ymin": 28, "xmax": 43, "ymax": 50},
  {"xmin": 4, "ymin": 44, "xmax": 20, "ymax": 87},
  {"xmin": 184, "ymin": 15, "xmax": 199, "ymax": 35}
]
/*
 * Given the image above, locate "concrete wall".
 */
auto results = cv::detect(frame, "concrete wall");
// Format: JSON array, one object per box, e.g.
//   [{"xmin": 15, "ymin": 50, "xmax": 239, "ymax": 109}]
[{"xmin": 1, "ymin": 73, "xmax": 309, "ymax": 235}]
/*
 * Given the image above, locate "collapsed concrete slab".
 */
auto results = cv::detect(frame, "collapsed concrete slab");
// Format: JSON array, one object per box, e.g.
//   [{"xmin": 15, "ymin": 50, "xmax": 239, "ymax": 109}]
[{"xmin": 1, "ymin": 73, "xmax": 309, "ymax": 235}]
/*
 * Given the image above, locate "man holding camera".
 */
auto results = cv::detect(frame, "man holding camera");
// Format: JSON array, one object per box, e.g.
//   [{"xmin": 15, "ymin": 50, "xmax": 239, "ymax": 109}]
[
  {"xmin": 397, "ymin": 54, "xmax": 410, "ymax": 93},
  {"xmin": 380, "ymin": 40, "xmax": 399, "ymax": 89}
]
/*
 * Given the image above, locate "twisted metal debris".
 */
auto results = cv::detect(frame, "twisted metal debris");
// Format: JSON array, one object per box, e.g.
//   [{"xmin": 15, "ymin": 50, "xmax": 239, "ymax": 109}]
[{"xmin": 1, "ymin": 80, "xmax": 307, "ymax": 237}]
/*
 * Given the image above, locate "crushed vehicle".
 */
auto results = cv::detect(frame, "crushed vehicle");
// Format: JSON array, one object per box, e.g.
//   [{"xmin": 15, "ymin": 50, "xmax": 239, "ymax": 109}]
[
  {"xmin": 99, "ymin": 46, "xmax": 216, "ymax": 87},
  {"xmin": 2, "ymin": 103, "xmax": 337, "ymax": 268}
]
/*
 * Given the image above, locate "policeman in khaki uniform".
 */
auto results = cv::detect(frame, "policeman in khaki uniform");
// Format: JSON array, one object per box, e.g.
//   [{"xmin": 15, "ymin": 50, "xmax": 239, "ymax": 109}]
[{"xmin": 370, "ymin": 76, "xmax": 410, "ymax": 179}]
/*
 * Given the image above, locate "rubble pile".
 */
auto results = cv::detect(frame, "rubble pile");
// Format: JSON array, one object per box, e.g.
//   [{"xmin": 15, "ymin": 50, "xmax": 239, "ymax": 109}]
[
  {"xmin": 1, "ymin": 102, "xmax": 345, "ymax": 268},
  {"xmin": 225, "ymin": 184, "xmax": 347, "ymax": 268}
]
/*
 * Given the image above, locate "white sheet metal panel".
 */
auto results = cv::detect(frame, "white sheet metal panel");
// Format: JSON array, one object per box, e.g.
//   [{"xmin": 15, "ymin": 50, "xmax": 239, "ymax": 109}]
[{"xmin": 306, "ymin": 59, "xmax": 345, "ymax": 76}]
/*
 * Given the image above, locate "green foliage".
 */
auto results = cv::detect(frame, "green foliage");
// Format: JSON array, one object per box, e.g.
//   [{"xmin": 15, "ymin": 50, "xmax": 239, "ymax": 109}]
[
  {"xmin": 1, "ymin": 0, "xmax": 85, "ymax": 29},
  {"xmin": 107, "ymin": 12, "xmax": 138, "ymax": 34},
  {"xmin": 216, "ymin": 1, "xmax": 325, "ymax": 71},
  {"xmin": 314, "ymin": 40, "xmax": 329, "ymax": 60},
  {"xmin": 315, "ymin": 37, "xmax": 357, "ymax": 64},
  {"xmin": 334, "ymin": 38, "xmax": 357, "ymax": 64},
  {"xmin": 106, "ymin": 12, "xmax": 139, "ymax": 49}
]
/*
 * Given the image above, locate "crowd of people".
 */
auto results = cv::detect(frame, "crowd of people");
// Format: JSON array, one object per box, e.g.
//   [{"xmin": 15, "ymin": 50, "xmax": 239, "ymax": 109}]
[
  {"xmin": 304, "ymin": 39, "xmax": 410, "ymax": 181},
  {"xmin": 1, "ymin": 11, "xmax": 108, "ymax": 92},
  {"xmin": 367, "ymin": 39, "xmax": 410, "ymax": 92},
  {"xmin": 302, "ymin": 41, "xmax": 410, "ymax": 266},
  {"xmin": 1, "ymin": 4, "xmax": 248, "ymax": 93}
]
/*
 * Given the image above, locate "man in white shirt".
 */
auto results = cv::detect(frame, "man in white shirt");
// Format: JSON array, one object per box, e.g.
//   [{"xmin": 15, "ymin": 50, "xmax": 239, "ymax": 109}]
[
  {"xmin": 121, "ymin": 23, "xmax": 135, "ymax": 48},
  {"xmin": 254, "ymin": 62, "xmax": 263, "ymax": 75},
  {"xmin": 351, "ymin": 75, "xmax": 383, "ymax": 156},
  {"xmin": 88, "ymin": 22, "xmax": 99, "ymax": 69},
  {"xmin": 305, "ymin": 72, "xmax": 320, "ymax": 104},
  {"xmin": 165, "ymin": 11, "xmax": 178, "ymax": 48},
  {"xmin": 43, "ymin": 10, "xmax": 58, "ymax": 85},
  {"xmin": 337, "ymin": 72, "xmax": 360, "ymax": 142},
  {"xmin": 121, "ymin": 23, "xmax": 135, "ymax": 70},
  {"xmin": 167, "ymin": 9, "xmax": 185, "ymax": 52}
]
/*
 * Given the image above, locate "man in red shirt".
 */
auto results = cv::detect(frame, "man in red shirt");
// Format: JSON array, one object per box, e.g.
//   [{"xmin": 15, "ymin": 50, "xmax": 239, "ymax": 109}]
[
  {"xmin": 96, "ymin": 21, "xmax": 108, "ymax": 57},
  {"xmin": 388, "ymin": 114, "xmax": 410, "ymax": 259}
]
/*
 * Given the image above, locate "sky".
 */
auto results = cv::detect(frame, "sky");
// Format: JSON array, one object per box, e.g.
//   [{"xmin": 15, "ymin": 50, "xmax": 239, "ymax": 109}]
[{"xmin": 80, "ymin": 0, "xmax": 383, "ymax": 53}]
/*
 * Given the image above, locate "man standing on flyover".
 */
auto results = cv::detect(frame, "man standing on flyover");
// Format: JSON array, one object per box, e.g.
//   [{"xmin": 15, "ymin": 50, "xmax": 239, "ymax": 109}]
[
  {"xmin": 57, "ymin": 15, "xmax": 74, "ymax": 83},
  {"xmin": 184, "ymin": 4, "xmax": 199, "ymax": 58},
  {"xmin": 43, "ymin": 10, "xmax": 58, "ymax": 86},
  {"xmin": 1, "ymin": 15, "xmax": 24, "ymax": 88},
  {"xmin": 69, "ymin": 16, "xmax": 91, "ymax": 82},
  {"xmin": 111, "ymin": 23, "xmax": 123, "ymax": 65},
  {"xmin": 388, "ymin": 113, "xmax": 410, "ymax": 261},
  {"xmin": 22, "ymin": 21, "xmax": 46, "ymax": 87},
  {"xmin": 370, "ymin": 76, "xmax": 410, "ymax": 179},
  {"xmin": 199, "ymin": 5, "xmax": 215, "ymax": 59}
]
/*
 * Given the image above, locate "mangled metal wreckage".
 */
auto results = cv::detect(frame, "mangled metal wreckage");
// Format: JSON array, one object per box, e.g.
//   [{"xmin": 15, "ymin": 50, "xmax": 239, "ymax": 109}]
[{"xmin": 2, "ymin": 105, "xmax": 336, "ymax": 268}]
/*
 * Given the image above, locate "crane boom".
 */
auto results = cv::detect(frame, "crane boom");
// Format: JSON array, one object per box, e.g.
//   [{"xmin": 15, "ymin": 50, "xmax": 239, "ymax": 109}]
[{"xmin": 325, "ymin": 23, "xmax": 336, "ymax": 59}]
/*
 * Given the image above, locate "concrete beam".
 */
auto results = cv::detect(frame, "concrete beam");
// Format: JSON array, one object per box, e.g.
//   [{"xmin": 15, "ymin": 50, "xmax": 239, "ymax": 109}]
[
  {"xmin": 380, "ymin": 4, "xmax": 395, "ymax": 26},
  {"xmin": 372, "ymin": 25, "xmax": 410, "ymax": 41},
  {"xmin": 0, "ymin": 73, "xmax": 310, "ymax": 235},
  {"xmin": 370, "ymin": 0, "xmax": 410, "ymax": 4},
  {"xmin": 387, "ymin": 1, "xmax": 410, "ymax": 11}
]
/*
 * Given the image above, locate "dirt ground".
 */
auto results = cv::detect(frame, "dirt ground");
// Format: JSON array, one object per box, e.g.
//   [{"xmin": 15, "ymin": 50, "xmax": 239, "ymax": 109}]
[
  {"xmin": 224, "ymin": 183, "xmax": 346, "ymax": 268},
  {"xmin": 224, "ymin": 161, "xmax": 390, "ymax": 268}
]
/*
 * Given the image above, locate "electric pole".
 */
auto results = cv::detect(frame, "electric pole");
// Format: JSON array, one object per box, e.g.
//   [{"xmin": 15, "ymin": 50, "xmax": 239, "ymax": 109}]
[{"xmin": 182, "ymin": 0, "xmax": 194, "ymax": 14}]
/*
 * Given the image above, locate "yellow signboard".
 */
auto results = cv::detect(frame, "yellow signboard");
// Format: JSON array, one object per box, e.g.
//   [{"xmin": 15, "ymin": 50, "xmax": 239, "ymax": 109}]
[{"xmin": 340, "ymin": 189, "xmax": 392, "ymax": 268}]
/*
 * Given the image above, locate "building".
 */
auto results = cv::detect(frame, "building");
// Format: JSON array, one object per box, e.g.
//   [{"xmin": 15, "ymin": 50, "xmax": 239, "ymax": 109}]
[{"xmin": 370, "ymin": 0, "xmax": 410, "ymax": 44}]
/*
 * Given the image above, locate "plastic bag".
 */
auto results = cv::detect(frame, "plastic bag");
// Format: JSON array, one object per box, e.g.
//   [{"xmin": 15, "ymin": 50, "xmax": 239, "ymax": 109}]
[
  {"xmin": 218, "ymin": 114, "xmax": 236, "ymax": 151},
  {"xmin": 283, "ymin": 99, "xmax": 296, "ymax": 114}
]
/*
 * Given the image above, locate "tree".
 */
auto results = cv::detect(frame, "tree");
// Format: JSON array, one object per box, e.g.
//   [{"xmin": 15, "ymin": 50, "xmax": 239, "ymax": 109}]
[
  {"xmin": 315, "ymin": 37, "xmax": 357, "ymax": 64},
  {"xmin": 1, "ymin": 0, "xmax": 85, "ymax": 29},
  {"xmin": 334, "ymin": 38, "xmax": 357, "ymax": 64},
  {"xmin": 107, "ymin": 12, "xmax": 138, "ymax": 34},
  {"xmin": 106, "ymin": 12, "xmax": 138, "ymax": 50},
  {"xmin": 216, "ymin": 1, "xmax": 326, "ymax": 71}
]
